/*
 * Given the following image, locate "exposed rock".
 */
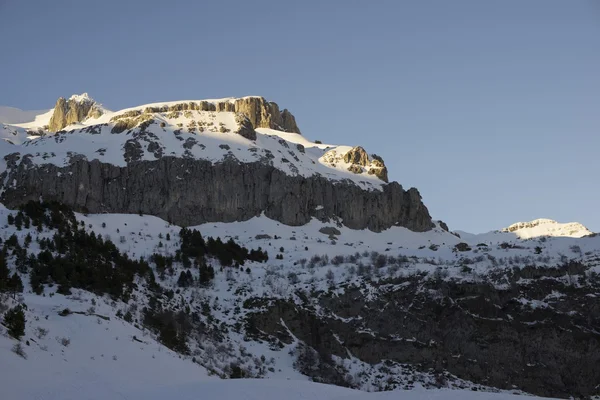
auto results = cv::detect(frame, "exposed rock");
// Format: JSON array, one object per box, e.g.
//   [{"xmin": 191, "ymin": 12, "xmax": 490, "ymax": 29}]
[
  {"xmin": 244, "ymin": 262, "xmax": 600, "ymax": 398},
  {"xmin": 143, "ymin": 97, "xmax": 300, "ymax": 134},
  {"xmin": 0, "ymin": 157, "xmax": 433, "ymax": 232},
  {"xmin": 48, "ymin": 94, "xmax": 102, "ymax": 132},
  {"xmin": 230, "ymin": 97, "xmax": 301, "ymax": 133},
  {"xmin": 438, "ymin": 220, "xmax": 450, "ymax": 231},
  {"xmin": 368, "ymin": 166, "xmax": 388, "ymax": 183},
  {"xmin": 48, "ymin": 98, "xmax": 68, "ymax": 132},
  {"xmin": 234, "ymin": 113, "xmax": 257, "ymax": 141},
  {"xmin": 280, "ymin": 109, "xmax": 300, "ymax": 133},
  {"xmin": 343, "ymin": 146, "xmax": 369, "ymax": 166},
  {"xmin": 319, "ymin": 227, "xmax": 341, "ymax": 236},
  {"xmin": 111, "ymin": 119, "xmax": 136, "ymax": 134},
  {"xmin": 347, "ymin": 164, "xmax": 363, "ymax": 174}
]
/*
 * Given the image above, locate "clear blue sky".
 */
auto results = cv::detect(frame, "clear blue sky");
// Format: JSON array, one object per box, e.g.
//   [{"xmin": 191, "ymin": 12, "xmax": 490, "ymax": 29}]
[{"xmin": 1, "ymin": 0, "xmax": 598, "ymax": 233}]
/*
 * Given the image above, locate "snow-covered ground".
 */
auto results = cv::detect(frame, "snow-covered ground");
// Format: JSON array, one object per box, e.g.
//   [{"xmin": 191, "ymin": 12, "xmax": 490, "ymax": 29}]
[
  {"xmin": 1, "ymin": 194, "xmax": 597, "ymax": 400},
  {"xmin": 0, "ymin": 287, "xmax": 555, "ymax": 400},
  {"xmin": 0, "ymin": 200, "xmax": 597, "ymax": 397}
]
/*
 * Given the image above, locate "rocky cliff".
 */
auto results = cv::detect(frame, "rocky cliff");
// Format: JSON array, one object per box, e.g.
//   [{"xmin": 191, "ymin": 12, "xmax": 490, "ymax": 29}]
[
  {"xmin": 48, "ymin": 93, "xmax": 103, "ymax": 132},
  {"xmin": 0, "ymin": 155, "xmax": 432, "ymax": 232},
  {"xmin": 111, "ymin": 96, "xmax": 301, "ymax": 134},
  {"xmin": 245, "ymin": 262, "xmax": 600, "ymax": 398},
  {"xmin": 1, "ymin": 94, "xmax": 433, "ymax": 232}
]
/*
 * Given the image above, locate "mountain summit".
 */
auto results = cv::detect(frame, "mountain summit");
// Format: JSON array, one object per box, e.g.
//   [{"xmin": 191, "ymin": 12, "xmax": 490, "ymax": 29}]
[{"xmin": 47, "ymin": 93, "xmax": 105, "ymax": 131}]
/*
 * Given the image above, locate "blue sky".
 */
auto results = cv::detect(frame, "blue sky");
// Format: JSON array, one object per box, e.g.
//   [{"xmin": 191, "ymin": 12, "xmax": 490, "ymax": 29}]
[{"xmin": 1, "ymin": 0, "xmax": 598, "ymax": 233}]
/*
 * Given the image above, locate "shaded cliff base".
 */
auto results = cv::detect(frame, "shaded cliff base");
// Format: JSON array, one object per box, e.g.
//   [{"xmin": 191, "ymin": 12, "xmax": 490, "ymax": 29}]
[{"xmin": 0, "ymin": 157, "xmax": 433, "ymax": 232}]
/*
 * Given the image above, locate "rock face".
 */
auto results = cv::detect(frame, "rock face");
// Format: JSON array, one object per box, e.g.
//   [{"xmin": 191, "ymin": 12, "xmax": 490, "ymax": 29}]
[
  {"xmin": 245, "ymin": 262, "xmax": 600, "ymax": 398},
  {"xmin": 231, "ymin": 97, "xmax": 301, "ymax": 134},
  {"xmin": 0, "ymin": 156, "xmax": 433, "ymax": 232},
  {"xmin": 48, "ymin": 94, "xmax": 103, "ymax": 132},
  {"xmin": 323, "ymin": 146, "xmax": 389, "ymax": 183},
  {"xmin": 130, "ymin": 97, "xmax": 300, "ymax": 134}
]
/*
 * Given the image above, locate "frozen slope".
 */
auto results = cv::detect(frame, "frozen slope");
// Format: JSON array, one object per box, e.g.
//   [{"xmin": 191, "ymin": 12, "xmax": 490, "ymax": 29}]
[{"xmin": 0, "ymin": 290, "xmax": 211, "ymax": 400}]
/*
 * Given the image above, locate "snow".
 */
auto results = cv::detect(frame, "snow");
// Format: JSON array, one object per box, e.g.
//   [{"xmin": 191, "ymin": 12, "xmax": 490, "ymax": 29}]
[
  {"xmin": 0, "ymin": 106, "xmax": 51, "ymax": 125},
  {"xmin": 501, "ymin": 218, "xmax": 592, "ymax": 239},
  {"xmin": 0, "ymin": 290, "xmax": 211, "ymax": 400},
  {"xmin": 68, "ymin": 92, "xmax": 94, "ymax": 103},
  {"xmin": 0, "ymin": 201, "xmax": 593, "ymax": 399},
  {"xmin": 0, "ymin": 279, "xmax": 554, "ymax": 400},
  {"xmin": 454, "ymin": 219, "xmax": 593, "ymax": 244}
]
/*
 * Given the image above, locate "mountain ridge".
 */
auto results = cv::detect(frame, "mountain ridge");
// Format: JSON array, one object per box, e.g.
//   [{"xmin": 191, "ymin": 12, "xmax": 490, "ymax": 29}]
[{"xmin": 0, "ymin": 93, "xmax": 433, "ymax": 232}]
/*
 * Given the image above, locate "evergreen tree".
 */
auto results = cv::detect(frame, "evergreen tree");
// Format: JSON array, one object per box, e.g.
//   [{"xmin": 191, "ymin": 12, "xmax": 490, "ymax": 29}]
[
  {"xmin": 0, "ymin": 252, "xmax": 9, "ymax": 291},
  {"xmin": 4, "ymin": 306, "xmax": 25, "ymax": 340},
  {"xmin": 8, "ymin": 273, "xmax": 24, "ymax": 297}
]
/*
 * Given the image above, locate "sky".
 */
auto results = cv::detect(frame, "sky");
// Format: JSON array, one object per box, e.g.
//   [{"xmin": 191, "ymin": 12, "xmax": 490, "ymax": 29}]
[{"xmin": 0, "ymin": 0, "xmax": 598, "ymax": 233}]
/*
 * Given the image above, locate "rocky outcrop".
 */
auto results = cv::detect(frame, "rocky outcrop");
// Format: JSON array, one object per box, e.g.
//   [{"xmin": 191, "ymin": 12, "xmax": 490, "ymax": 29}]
[
  {"xmin": 48, "ymin": 94, "xmax": 102, "ymax": 132},
  {"xmin": 324, "ymin": 146, "xmax": 388, "ymax": 183},
  {"xmin": 234, "ymin": 113, "xmax": 257, "ymax": 141},
  {"xmin": 0, "ymin": 156, "xmax": 433, "ymax": 232},
  {"xmin": 211, "ymin": 97, "xmax": 301, "ymax": 133},
  {"xmin": 245, "ymin": 262, "xmax": 600, "ymax": 398},
  {"xmin": 124, "ymin": 97, "xmax": 300, "ymax": 134},
  {"xmin": 343, "ymin": 146, "xmax": 370, "ymax": 166}
]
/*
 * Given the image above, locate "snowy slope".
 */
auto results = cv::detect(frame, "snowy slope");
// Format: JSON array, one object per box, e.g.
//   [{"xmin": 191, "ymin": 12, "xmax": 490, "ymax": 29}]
[
  {"xmin": 0, "ymin": 290, "xmax": 211, "ymax": 400},
  {"xmin": 502, "ymin": 218, "xmax": 592, "ymax": 239},
  {"xmin": 0, "ymin": 201, "xmax": 598, "ymax": 399},
  {"xmin": 455, "ymin": 218, "xmax": 594, "ymax": 246},
  {"xmin": 0, "ymin": 106, "xmax": 50, "ymax": 125}
]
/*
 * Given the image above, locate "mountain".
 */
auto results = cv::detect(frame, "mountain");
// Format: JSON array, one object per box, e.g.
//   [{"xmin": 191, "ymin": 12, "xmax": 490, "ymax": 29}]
[
  {"xmin": 501, "ymin": 218, "xmax": 592, "ymax": 239},
  {"xmin": 0, "ymin": 93, "xmax": 599, "ymax": 399},
  {"xmin": 0, "ymin": 94, "xmax": 432, "ymax": 232}
]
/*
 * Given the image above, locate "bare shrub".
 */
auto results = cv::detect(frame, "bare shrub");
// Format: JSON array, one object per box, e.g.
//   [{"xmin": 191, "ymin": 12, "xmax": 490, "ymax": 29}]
[
  {"xmin": 35, "ymin": 326, "xmax": 49, "ymax": 339},
  {"xmin": 12, "ymin": 343, "xmax": 27, "ymax": 359}
]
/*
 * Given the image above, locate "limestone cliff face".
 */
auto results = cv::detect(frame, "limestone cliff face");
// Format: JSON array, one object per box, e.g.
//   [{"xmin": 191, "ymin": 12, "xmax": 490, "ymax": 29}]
[
  {"xmin": 0, "ymin": 156, "xmax": 432, "ymax": 232},
  {"xmin": 136, "ymin": 97, "xmax": 300, "ymax": 134},
  {"xmin": 48, "ymin": 94, "xmax": 103, "ymax": 132},
  {"xmin": 323, "ymin": 146, "xmax": 389, "ymax": 183},
  {"xmin": 215, "ymin": 97, "xmax": 301, "ymax": 133}
]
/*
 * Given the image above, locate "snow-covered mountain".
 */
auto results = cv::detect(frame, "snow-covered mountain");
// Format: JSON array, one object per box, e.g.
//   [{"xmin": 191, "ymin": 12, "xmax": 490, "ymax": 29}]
[
  {"xmin": 0, "ymin": 93, "xmax": 599, "ymax": 400},
  {"xmin": 501, "ymin": 218, "xmax": 592, "ymax": 239},
  {"xmin": 0, "ymin": 93, "xmax": 383, "ymax": 185},
  {"xmin": 0, "ymin": 94, "xmax": 432, "ymax": 232}
]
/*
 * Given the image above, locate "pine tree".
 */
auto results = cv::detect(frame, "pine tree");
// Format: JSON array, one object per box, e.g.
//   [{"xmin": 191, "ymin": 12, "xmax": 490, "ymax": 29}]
[
  {"xmin": 0, "ymin": 253, "xmax": 9, "ymax": 291},
  {"xmin": 8, "ymin": 273, "xmax": 24, "ymax": 297},
  {"xmin": 4, "ymin": 306, "xmax": 25, "ymax": 340}
]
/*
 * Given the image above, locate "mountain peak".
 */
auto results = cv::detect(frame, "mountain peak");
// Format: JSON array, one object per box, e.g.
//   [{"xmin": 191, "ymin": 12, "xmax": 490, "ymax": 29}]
[
  {"xmin": 48, "ymin": 93, "xmax": 104, "ymax": 131},
  {"xmin": 502, "ymin": 218, "xmax": 592, "ymax": 239},
  {"xmin": 68, "ymin": 92, "xmax": 94, "ymax": 103}
]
